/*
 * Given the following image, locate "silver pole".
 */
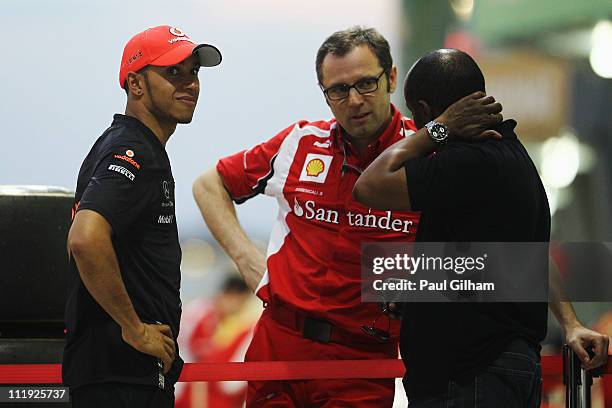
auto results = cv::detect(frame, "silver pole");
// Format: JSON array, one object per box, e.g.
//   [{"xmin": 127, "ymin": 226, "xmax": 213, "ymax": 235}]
[
  {"xmin": 580, "ymin": 367, "xmax": 593, "ymax": 408},
  {"xmin": 564, "ymin": 345, "xmax": 580, "ymax": 408}
]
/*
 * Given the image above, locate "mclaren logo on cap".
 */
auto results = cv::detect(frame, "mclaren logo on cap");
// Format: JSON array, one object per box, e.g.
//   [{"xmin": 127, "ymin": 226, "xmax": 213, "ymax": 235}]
[
  {"xmin": 299, "ymin": 153, "xmax": 333, "ymax": 183},
  {"xmin": 169, "ymin": 27, "xmax": 186, "ymax": 37},
  {"xmin": 168, "ymin": 26, "xmax": 195, "ymax": 44}
]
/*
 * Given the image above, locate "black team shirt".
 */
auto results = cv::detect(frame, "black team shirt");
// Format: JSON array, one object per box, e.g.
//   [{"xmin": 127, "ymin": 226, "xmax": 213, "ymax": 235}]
[
  {"xmin": 63, "ymin": 114, "xmax": 182, "ymax": 392},
  {"xmin": 401, "ymin": 120, "xmax": 550, "ymax": 395}
]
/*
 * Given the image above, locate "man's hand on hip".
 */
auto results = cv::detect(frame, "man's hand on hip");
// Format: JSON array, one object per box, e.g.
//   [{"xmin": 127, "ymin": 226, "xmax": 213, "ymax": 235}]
[{"xmin": 122, "ymin": 323, "xmax": 176, "ymax": 374}]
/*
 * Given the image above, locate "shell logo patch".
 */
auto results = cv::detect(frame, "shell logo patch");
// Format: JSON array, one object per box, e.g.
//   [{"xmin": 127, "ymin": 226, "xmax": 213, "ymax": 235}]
[
  {"xmin": 299, "ymin": 153, "xmax": 333, "ymax": 183},
  {"xmin": 306, "ymin": 158, "xmax": 325, "ymax": 177}
]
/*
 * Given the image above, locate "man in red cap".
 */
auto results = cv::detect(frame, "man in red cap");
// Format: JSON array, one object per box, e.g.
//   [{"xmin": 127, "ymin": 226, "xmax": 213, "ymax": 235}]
[{"xmin": 63, "ymin": 25, "xmax": 221, "ymax": 407}]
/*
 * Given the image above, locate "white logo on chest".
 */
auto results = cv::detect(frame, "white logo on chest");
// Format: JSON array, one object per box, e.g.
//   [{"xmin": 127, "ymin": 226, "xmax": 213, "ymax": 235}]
[
  {"xmin": 158, "ymin": 214, "xmax": 174, "ymax": 224},
  {"xmin": 293, "ymin": 198, "xmax": 414, "ymax": 234},
  {"xmin": 313, "ymin": 140, "xmax": 331, "ymax": 148},
  {"xmin": 294, "ymin": 198, "xmax": 339, "ymax": 224}
]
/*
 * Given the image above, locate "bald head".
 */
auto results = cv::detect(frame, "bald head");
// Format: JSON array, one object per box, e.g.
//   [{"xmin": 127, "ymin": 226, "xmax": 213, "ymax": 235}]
[{"xmin": 404, "ymin": 49, "xmax": 485, "ymax": 120}]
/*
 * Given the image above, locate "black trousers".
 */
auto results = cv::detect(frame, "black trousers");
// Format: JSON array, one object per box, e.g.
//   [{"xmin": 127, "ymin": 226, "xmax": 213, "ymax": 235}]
[
  {"xmin": 71, "ymin": 382, "xmax": 174, "ymax": 408},
  {"xmin": 407, "ymin": 338, "xmax": 542, "ymax": 407}
]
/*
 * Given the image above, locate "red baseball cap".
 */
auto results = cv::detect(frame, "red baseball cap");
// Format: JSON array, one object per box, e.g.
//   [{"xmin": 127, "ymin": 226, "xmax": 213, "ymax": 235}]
[{"xmin": 119, "ymin": 25, "xmax": 222, "ymax": 89}]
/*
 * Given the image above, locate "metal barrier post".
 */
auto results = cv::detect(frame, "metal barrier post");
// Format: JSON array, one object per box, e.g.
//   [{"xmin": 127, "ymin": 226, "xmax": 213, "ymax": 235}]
[
  {"xmin": 564, "ymin": 344, "xmax": 581, "ymax": 408},
  {"xmin": 564, "ymin": 344, "xmax": 599, "ymax": 408},
  {"xmin": 581, "ymin": 367, "xmax": 593, "ymax": 408}
]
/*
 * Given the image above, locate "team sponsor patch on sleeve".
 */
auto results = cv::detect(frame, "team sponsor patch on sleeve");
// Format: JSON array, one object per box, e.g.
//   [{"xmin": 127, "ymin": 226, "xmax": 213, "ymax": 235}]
[
  {"xmin": 108, "ymin": 164, "xmax": 136, "ymax": 181},
  {"xmin": 113, "ymin": 149, "xmax": 141, "ymax": 170}
]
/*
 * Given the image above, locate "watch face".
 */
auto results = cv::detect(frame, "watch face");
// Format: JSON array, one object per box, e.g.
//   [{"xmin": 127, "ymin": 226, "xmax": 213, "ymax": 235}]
[{"xmin": 430, "ymin": 124, "xmax": 448, "ymax": 142}]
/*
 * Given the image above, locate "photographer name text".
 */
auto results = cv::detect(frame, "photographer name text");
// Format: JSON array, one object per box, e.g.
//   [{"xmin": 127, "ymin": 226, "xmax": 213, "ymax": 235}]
[{"xmin": 373, "ymin": 279, "xmax": 495, "ymax": 292}]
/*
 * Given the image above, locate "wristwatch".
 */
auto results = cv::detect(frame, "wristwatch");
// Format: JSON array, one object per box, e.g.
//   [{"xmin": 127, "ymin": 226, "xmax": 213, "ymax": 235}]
[{"xmin": 425, "ymin": 120, "xmax": 449, "ymax": 144}]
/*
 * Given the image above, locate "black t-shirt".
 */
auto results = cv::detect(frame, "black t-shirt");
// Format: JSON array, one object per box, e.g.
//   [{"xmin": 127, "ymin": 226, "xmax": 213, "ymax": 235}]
[
  {"xmin": 401, "ymin": 120, "xmax": 550, "ymax": 395},
  {"xmin": 62, "ymin": 114, "xmax": 182, "ymax": 392}
]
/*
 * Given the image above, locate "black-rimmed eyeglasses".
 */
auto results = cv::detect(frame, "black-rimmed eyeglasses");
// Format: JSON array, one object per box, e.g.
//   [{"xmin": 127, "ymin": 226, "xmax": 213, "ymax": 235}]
[{"xmin": 320, "ymin": 70, "xmax": 386, "ymax": 101}]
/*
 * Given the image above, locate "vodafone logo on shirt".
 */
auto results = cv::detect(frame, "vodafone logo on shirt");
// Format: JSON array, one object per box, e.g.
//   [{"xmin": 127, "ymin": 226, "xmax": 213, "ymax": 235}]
[{"xmin": 299, "ymin": 153, "xmax": 333, "ymax": 183}]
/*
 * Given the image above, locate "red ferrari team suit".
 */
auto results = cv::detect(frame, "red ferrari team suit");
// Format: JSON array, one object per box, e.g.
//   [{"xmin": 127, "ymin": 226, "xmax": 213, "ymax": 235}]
[{"xmin": 217, "ymin": 105, "xmax": 420, "ymax": 407}]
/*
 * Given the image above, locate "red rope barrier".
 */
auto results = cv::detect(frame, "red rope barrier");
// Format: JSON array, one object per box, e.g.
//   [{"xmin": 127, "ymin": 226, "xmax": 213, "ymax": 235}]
[
  {"xmin": 0, "ymin": 364, "xmax": 61, "ymax": 384},
  {"xmin": 0, "ymin": 356, "xmax": 607, "ymax": 384},
  {"xmin": 181, "ymin": 360, "xmax": 405, "ymax": 382}
]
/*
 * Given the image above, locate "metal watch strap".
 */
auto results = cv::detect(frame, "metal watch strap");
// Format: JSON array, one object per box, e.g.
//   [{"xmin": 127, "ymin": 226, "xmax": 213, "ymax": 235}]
[{"xmin": 425, "ymin": 120, "xmax": 449, "ymax": 144}]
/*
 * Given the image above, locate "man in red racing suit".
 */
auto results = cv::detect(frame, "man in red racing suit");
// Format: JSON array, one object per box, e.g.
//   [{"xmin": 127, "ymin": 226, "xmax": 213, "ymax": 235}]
[{"xmin": 193, "ymin": 26, "xmax": 502, "ymax": 407}]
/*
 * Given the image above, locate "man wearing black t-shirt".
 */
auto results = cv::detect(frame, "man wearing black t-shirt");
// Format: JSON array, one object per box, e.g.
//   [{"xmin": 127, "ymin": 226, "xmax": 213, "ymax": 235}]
[
  {"xmin": 354, "ymin": 49, "xmax": 608, "ymax": 406},
  {"xmin": 63, "ymin": 25, "xmax": 221, "ymax": 407}
]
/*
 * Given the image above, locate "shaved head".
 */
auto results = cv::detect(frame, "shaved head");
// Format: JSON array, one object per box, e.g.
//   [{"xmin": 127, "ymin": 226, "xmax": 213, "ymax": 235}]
[{"xmin": 404, "ymin": 49, "xmax": 485, "ymax": 115}]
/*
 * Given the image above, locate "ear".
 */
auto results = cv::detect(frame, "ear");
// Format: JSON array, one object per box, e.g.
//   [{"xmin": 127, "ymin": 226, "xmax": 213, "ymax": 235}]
[
  {"xmin": 418, "ymin": 99, "xmax": 432, "ymax": 119},
  {"xmin": 126, "ymin": 71, "xmax": 145, "ymax": 97},
  {"xmin": 388, "ymin": 65, "xmax": 398, "ymax": 94}
]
